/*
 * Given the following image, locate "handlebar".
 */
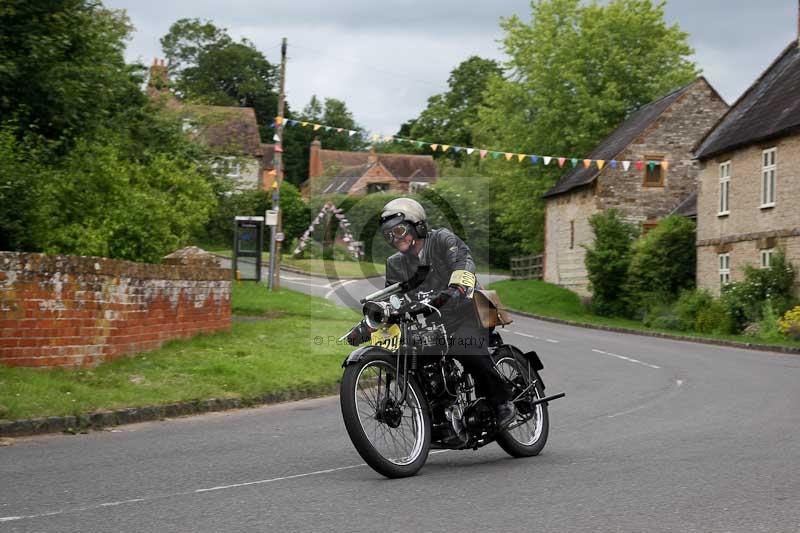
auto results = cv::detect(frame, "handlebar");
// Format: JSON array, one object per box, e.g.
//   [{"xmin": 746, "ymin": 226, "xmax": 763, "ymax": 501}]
[{"xmin": 360, "ymin": 282, "xmax": 403, "ymax": 305}]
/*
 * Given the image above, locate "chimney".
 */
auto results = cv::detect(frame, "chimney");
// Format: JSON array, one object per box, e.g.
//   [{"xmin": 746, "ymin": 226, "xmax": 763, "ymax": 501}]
[
  {"xmin": 367, "ymin": 145, "xmax": 377, "ymax": 165},
  {"xmin": 147, "ymin": 58, "xmax": 170, "ymax": 97},
  {"xmin": 309, "ymin": 138, "xmax": 324, "ymax": 181}
]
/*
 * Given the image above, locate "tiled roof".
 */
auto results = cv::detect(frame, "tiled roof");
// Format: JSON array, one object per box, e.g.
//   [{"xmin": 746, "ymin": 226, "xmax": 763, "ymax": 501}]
[
  {"xmin": 670, "ymin": 191, "xmax": 697, "ymax": 218},
  {"xmin": 183, "ymin": 105, "xmax": 263, "ymax": 157},
  {"xmin": 695, "ymin": 42, "xmax": 800, "ymax": 159},
  {"xmin": 322, "ymin": 176, "xmax": 361, "ymax": 194},
  {"xmin": 319, "ymin": 150, "xmax": 437, "ymax": 179},
  {"xmin": 543, "ymin": 80, "xmax": 701, "ymax": 198}
]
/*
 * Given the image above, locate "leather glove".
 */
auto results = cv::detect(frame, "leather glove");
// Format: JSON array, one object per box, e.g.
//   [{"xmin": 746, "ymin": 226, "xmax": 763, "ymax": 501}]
[
  {"xmin": 428, "ymin": 285, "xmax": 466, "ymax": 313},
  {"xmin": 346, "ymin": 321, "xmax": 372, "ymax": 347}
]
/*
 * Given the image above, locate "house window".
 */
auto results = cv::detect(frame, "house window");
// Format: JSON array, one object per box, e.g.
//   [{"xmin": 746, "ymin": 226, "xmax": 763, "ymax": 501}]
[
  {"xmin": 367, "ymin": 183, "xmax": 389, "ymax": 194},
  {"xmin": 643, "ymin": 155, "xmax": 664, "ymax": 187},
  {"xmin": 760, "ymin": 249, "xmax": 774, "ymax": 269},
  {"xmin": 569, "ymin": 220, "xmax": 575, "ymax": 249},
  {"xmin": 718, "ymin": 161, "xmax": 731, "ymax": 215},
  {"xmin": 719, "ymin": 253, "xmax": 731, "ymax": 286},
  {"xmin": 760, "ymin": 148, "xmax": 776, "ymax": 208},
  {"xmin": 409, "ymin": 181, "xmax": 429, "ymax": 193}
]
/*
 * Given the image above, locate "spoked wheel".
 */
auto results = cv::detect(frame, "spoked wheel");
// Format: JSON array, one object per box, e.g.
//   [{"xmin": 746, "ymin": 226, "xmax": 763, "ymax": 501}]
[
  {"xmin": 340, "ymin": 353, "xmax": 431, "ymax": 478},
  {"xmin": 494, "ymin": 351, "xmax": 549, "ymax": 457}
]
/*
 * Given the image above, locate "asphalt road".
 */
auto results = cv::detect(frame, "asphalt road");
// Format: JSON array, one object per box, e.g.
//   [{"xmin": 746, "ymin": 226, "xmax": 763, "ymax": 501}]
[{"xmin": 2, "ymin": 270, "xmax": 800, "ymax": 532}]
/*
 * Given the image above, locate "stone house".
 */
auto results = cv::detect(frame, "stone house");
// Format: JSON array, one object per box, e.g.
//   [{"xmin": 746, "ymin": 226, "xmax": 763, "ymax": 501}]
[
  {"xmin": 302, "ymin": 139, "xmax": 438, "ymax": 198},
  {"xmin": 542, "ymin": 77, "xmax": 728, "ymax": 296},
  {"xmin": 147, "ymin": 59, "xmax": 272, "ymax": 191},
  {"xmin": 694, "ymin": 41, "xmax": 800, "ymax": 296}
]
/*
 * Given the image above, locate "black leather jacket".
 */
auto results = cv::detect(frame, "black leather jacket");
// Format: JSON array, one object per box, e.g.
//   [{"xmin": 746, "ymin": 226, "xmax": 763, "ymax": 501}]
[{"xmin": 385, "ymin": 228, "xmax": 478, "ymax": 324}]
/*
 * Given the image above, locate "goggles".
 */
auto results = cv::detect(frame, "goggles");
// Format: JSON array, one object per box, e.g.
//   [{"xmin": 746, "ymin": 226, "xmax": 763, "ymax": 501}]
[{"xmin": 383, "ymin": 223, "xmax": 411, "ymax": 243}]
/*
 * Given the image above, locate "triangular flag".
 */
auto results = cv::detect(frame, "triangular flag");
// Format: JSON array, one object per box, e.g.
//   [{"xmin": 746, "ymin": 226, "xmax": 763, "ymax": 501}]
[
  {"xmin": 284, "ymin": 119, "xmax": 293, "ymax": 126},
  {"xmin": 622, "ymin": 161, "xmax": 631, "ymax": 171},
  {"xmin": 453, "ymin": 147, "xmax": 462, "ymax": 153},
  {"xmin": 349, "ymin": 130, "xmax": 357, "ymax": 136},
  {"xmin": 530, "ymin": 155, "xmax": 539, "ymax": 165},
  {"xmin": 275, "ymin": 116, "xmax": 283, "ymax": 125},
  {"xmin": 479, "ymin": 149, "xmax": 488, "ymax": 159},
  {"xmin": 504, "ymin": 152, "xmax": 514, "ymax": 161},
  {"xmin": 275, "ymin": 144, "xmax": 283, "ymax": 153},
  {"xmin": 558, "ymin": 157, "xmax": 566, "ymax": 168},
  {"xmin": 273, "ymin": 133, "xmax": 280, "ymax": 142},
  {"xmin": 416, "ymin": 141, "xmax": 424, "ymax": 148},
  {"xmin": 430, "ymin": 144, "xmax": 439, "ymax": 151},
  {"xmin": 324, "ymin": 126, "xmax": 332, "ymax": 132},
  {"xmin": 596, "ymin": 160, "xmax": 605, "ymax": 170},
  {"xmin": 544, "ymin": 156, "xmax": 552, "ymax": 166},
  {"xmin": 610, "ymin": 160, "xmax": 617, "ymax": 169},
  {"xmin": 489, "ymin": 151, "xmax": 500, "ymax": 159},
  {"xmin": 466, "ymin": 148, "xmax": 475, "ymax": 155},
  {"xmin": 301, "ymin": 121, "xmax": 309, "ymax": 127},
  {"xmin": 441, "ymin": 145, "xmax": 450, "ymax": 152},
  {"xmin": 336, "ymin": 128, "xmax": 343, "ymax": 133},
  {"xmin": 517, "ymin": 154, "xmax": 526, "ymax": 162},
  {"xmin": 313, "ymin": 124, "xmax": 321, "ymax": 131},
  {"xmin": 661, "ymin": 160, "xmax": 669, "ymax": 171},
  {"xmin": 635, "ymin": 161, "xmax": 644, "ymax": 171},
  {"xmin": 583, "ymin": 159, "xmax": 592, "ymax": 168},
  {"xmin": 571, "ymin": 158, "xmax": 578, "ymax": 167}
]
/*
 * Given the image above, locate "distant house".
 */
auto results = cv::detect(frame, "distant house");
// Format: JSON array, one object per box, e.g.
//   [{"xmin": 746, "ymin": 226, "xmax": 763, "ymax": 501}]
[
  {"xmin": 694, "ymin": 41, "xmax": 800, "ymax": 296},
  {"xmin": 147, "ymin": 59, "xmax": 271, "ymax": 191},
  {"xmin": 302, "ymin": 139, "xmax": 438, "ymax": 198},
  {"xmin": 542, "ymin": 78, "xmax": 728, "ymax": 296}
]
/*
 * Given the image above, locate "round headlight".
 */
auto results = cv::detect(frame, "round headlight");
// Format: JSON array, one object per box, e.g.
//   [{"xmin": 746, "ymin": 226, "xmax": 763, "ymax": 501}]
[{"xmin": 363, "ymin": 301, "xmax": 389, "ymax": 329}]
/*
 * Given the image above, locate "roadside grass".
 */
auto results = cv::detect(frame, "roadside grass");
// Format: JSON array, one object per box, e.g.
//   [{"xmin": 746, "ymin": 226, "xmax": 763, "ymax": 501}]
[
  {"xmin": 489, "ymin": 279, "xmax": 800, "ymax": 349},
  {"xmin": 0, "ymin": 283, "xmax": 360, "ymax": 421},
  {"xmin": 210, "ymin": 249, "xmax": 385, "ymax": 279}
]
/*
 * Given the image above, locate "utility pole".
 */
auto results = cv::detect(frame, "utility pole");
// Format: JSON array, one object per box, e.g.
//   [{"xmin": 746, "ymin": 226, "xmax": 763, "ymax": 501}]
[{"xmin": 269, "ymin": 38, "xmax": 287, "ymax": 291}]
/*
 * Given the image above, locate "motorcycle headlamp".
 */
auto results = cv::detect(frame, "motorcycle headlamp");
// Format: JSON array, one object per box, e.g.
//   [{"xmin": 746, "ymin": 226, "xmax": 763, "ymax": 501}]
[{"xmin": 363, "ymin": 301, "xmax": 391, "ymax": 329}]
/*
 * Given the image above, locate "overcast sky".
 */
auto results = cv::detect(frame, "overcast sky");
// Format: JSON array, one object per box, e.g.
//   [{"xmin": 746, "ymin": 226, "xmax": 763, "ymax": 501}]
[{"xmin": 108, "ymin": 0, "xmax": 799, "ymax": 139}]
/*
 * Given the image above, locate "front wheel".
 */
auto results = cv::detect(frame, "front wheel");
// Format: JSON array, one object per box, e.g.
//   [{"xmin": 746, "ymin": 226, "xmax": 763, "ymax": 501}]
[
  {"xmin": 340, "ymin": 353, "xmax": 431, "ymax": 478},
  {"xmin": 494, "ymin": 351, "xmax": 550, "ymax": 457}
]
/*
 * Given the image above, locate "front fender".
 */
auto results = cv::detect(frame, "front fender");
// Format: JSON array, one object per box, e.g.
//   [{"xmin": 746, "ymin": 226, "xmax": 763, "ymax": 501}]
[
  {"xmin": 341, "ymin": 345, "xmax": 396, "ymax": 368},
  {"xmin": 495, "ymin": 343, "xmax": 544, "ymax": 372}
]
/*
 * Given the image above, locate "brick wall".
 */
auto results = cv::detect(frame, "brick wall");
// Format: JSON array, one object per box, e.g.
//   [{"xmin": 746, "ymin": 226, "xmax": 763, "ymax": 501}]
[
  {"xmin": 0, "ymin": 248, "xmax": 231, "ymax": 368},
  {"xmin": 696, "ymin": 134, "xmax": 800, "ymax": 295}
]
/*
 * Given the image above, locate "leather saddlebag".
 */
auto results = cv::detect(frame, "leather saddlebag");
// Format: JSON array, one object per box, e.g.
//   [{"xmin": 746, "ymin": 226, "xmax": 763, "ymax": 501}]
[{"xmin": 473, "ymin": 289, "xmax": 513, "ymax": 328}]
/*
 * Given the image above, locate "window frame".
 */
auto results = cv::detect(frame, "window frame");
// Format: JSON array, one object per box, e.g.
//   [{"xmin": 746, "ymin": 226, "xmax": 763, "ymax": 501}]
[
  {"xmin": 760, "ymin": 248, "xmax": 774, "ymax": 269},
  {"xmin": 718, "ymin": 160, "xmax": 731, "ymax": 216},
  {"xmin": 642, "ymin": 155, "xmax": 665, "ymax": 188},
  {"xmin": 718, "ymin": 253, "xmax": 731, "ymax": 286},
  {"xmin": 569, "ymin": 220, "xmax": 575, "ymax": 250},
  {"xmin": 760, "ymin": 147, "xmax": 776, "ymax": 208}
]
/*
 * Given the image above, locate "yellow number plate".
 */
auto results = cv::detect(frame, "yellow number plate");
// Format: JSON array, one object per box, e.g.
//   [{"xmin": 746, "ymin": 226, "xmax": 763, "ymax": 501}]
[{"xmin": 370, "ymin": 324, "xmax": 401, "ymax": 352}]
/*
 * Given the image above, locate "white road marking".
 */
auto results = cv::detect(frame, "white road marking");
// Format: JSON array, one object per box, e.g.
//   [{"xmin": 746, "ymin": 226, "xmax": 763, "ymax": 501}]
[
  {"xmin": 325, "ymin": 279, "xmax": 357, "ymax": 299},
  {"xmin": 507, "ymin": 330, "xmax": 560, "ymax": 344},
  {"xmin": 592, "ymin": 348, "xmax": 661, "ymax": 369},
  {"xmin": 607, "ymin": 379, "xmax": 683, "ymax": 418},
  {"xmin": 281, "ymin": 279, "xmax": 330, "ymax": 289},
  {"xmin": 0, "ymin": 450, "xmax": 453, "ymax": 523}
]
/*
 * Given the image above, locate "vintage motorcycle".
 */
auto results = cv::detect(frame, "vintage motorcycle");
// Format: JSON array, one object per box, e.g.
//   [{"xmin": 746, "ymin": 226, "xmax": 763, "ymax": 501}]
[{"xmin": 339, "ymin": 273, "xmax": 565, "ymax": 478}]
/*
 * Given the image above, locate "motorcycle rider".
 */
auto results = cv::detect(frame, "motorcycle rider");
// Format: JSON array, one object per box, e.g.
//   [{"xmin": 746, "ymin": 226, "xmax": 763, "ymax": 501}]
[{"xmin": 347, "ymin": 197, "xmax": 516, "ymax": 429}]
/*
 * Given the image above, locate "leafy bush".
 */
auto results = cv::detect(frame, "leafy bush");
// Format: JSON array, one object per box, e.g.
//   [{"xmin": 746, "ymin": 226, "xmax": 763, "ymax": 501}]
[
  {"xmin": 625, "ymin": 215, "xmax": 696, "ymax": 313},
  {"xmin": 755, "ymin": 301, "xmax": 784, "ymax": 341},
  {"xmin": 778, "ymin": 305, "xmax": 800, "ymax": 340},
  {"xmin": 584, "ymin": 209, "xmax": 638, "ymax": 316},
  {"xmin": 721, "ymin": 250, "xmax": 796, "ymax": 332},
  {"xmin": 642, "ymin": 303, "xmax": 683, "ymax": 331},
  {"xmin": 672, "ymin": 289, "xmax": 715, "ymax": 331},
  {"xmin": 694, "ymin": 300, "xmax": 735, "ymax": 334}
]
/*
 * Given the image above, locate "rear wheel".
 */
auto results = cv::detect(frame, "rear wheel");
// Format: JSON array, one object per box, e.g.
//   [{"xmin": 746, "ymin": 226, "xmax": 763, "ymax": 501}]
[
  {"xmin": 340, "ymin": 353, "xmax": 431, "ymax": 478},
  {"xmin": 494, "ymin": 351, "xmax": 549, "ymax": 457}
]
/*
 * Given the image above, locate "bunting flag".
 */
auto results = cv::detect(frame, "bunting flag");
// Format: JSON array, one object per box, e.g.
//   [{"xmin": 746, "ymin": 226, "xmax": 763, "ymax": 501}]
[{"xmin": 273, "ymin": 116, "xmax": 670, "ymax": 172}]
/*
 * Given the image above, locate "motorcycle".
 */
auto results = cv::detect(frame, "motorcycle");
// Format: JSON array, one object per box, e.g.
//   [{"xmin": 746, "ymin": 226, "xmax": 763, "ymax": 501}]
[{"xmin": 339, "ymin": 274, "xmax": 565, "ymax": 478}]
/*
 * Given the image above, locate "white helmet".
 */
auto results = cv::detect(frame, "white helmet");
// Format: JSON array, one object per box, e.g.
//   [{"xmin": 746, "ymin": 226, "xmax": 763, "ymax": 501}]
[{"xmin": 380, "ymin": 198, "xmax": 428, "ymax": 238}]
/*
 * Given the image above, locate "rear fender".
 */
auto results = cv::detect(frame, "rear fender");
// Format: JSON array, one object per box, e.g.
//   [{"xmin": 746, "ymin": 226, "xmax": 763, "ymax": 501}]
[{"xmin": 342, "ymin": 345, "xmax": 396, "ymax": 368}]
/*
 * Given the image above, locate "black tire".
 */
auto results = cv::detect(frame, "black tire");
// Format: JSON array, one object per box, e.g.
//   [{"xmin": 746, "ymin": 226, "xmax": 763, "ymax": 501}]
[
  {"xmin": 340, "ymin": 353, "xmax": 431, "ymax": 478},
  {"xmin": 493, "ymin": 350, "xmax": 550, "ymax": 458}
]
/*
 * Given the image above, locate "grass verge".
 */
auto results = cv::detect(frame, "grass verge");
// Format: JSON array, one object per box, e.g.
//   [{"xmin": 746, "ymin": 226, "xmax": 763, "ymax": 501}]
[
  {"xmin": 489, "ymin": 279, "xmax": 800, "ymax": 350},
  {"xmin": 0, "ymin": 283, "xmax": 360, "ymax": 421},
  {"xmin": 209, "ymin": 248, "xmax": 385, "ymax": 279}
]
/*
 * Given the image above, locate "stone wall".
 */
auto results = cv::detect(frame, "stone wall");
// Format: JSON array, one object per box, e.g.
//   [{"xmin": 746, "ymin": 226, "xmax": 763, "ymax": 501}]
[
  {"xmin": 696, "ymin": 134, "xmax": 800, "ymax": 295},
  {"xmin": 544, "ymin": 185, "xmax": 599, "ymax": 296},
  {"xmin": 0, "ymin": 248, "xmax": 231, "ymax": 368}
]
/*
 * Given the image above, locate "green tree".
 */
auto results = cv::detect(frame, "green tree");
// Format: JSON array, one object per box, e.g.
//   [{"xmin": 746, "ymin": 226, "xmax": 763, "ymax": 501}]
[
  {"xmin": 584, "ymin": 210, "xmax": 638, "ymax": 316},
  {"xmin": 160, "ymin": 18, "xmax": 279, "ymax": 139},
  {"xmin": 625, "ymin": 215, "xmax": 697, "ymax": 313},
  {"xmin": 474, "ymin": 0, "xmax": 699, "ymax": 254}
]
